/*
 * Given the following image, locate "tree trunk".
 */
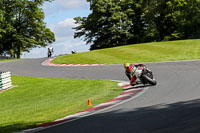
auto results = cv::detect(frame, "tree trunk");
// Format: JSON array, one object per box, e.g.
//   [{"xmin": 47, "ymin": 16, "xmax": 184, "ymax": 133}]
[{"xmin": 16, "ymin": 45, "xmax": 20, "ymax": 59}]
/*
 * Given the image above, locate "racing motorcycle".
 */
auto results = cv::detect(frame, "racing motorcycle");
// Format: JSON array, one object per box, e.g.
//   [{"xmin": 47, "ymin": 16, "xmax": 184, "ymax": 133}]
[
  {"xmin": 135, "ymin": 64, "xmax": 157, "ymax": 86},
  {"xmin": 47, "ymin": 48, "xmax": 52, "ymax": 58}
]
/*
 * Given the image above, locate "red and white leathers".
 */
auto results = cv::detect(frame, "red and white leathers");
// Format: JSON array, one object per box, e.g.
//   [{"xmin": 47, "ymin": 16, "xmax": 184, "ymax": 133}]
[{"xmin": 125, "ymin": 64, "xmax": 143, "ymax": 86}]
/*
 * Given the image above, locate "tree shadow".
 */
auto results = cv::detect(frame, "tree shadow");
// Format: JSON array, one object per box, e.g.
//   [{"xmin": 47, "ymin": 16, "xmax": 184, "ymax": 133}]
[
  {"xmin": 2, "ymin": 99, "xmax": 200, "ymax": 133},
  {"xmin": 37, "ymin": 98, "xmax": 200, "ymax": 133},
  {"xmin": 93, "ymin": 98, "xmax": 200, "ymax": 133},
  {"xmin": 0, "ymin": 122, "xmax": 43, "ymax": 133}
]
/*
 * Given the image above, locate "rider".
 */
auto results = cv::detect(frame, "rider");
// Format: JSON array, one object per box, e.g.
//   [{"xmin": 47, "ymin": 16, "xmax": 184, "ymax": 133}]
[
  {"xmin": 49, "ymin": 45, "xmax": 54, "ymax": 53},
  {"xmin": 124, "ymin": 62, "xmax": 145, "ymax": 86},
  {"xmin": 48, "ymin": 45, "xmax": 54, "ymax": 57}
]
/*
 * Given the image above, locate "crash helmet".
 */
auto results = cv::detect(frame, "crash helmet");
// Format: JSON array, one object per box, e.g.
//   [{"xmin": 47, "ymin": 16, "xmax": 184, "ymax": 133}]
[{"xmin": 124, "ymin": 63, "xmax": 130, "ymax": 70}]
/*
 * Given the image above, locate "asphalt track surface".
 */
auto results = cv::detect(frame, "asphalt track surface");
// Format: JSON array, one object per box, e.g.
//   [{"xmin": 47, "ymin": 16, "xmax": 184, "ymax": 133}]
[{"xmin": 1, "ymin": 58, "xmax": 200, "ymax": 133}]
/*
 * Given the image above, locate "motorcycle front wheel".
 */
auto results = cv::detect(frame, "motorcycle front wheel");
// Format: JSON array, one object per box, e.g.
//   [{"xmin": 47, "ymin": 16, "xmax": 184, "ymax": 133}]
[{"xmin": 142, "ymin": 74, "xmax": 157, "ymax": 85}]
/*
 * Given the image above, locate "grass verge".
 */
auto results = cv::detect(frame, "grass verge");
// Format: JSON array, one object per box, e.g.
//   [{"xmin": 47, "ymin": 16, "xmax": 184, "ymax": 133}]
[
  {"xmin": 0, "ymin": 76, "xmax": 122, "ymax": 133},
  {"xmin": 52, "ymin": 39, "xmax": 200, "ymax": 64},
  {"xmin": 0, "ymin": 59, "xmax": 21, "ymax": 62}
]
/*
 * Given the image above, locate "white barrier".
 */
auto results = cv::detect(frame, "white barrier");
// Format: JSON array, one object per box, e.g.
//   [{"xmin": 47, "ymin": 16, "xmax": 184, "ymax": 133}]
[{"xmin": 0, "ymin": 72, "xmax": 12, "ymax": 90}]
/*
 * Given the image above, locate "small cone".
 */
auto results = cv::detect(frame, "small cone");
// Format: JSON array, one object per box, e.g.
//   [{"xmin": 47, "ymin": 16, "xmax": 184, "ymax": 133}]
[{"xmin": 88, "ymin": 98, "xmax": 92, "ymax": 106}]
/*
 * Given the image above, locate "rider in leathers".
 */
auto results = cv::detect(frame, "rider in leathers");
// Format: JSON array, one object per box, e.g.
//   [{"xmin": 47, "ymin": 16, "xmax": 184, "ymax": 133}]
[
  {"xmin": 124, "ymin": 63, "xmax": 145, "ymax": 86},
  {"xmin": 48, "ymin": 45, "xmax": 54, "ymax": 57}
]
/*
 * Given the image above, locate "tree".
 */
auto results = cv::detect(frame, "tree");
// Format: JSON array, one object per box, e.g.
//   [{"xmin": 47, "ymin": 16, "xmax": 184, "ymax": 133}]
[
  {"xmin": 144, "ymin": 0, "xmax": 200, "ymax": 41},
  {"xmin": 0, "ymin": 0, "xmax": 13, "ymax": 56},
  {"xmin": 74, "ymin": 0, "xmax": 200, "ymax": 50},
  {"xmin": 74, "ymin": 0, "xmax": 155, "ymax": 49},
  {"xmin": 179, "ymin": 0, "xmax": 200, "ymax": 38},
  {"xmin": 0, "ymin": 10, "xmax": 5, "ymax": 39},
  {"xmin": 0, "ymin": 0, "xmax": 55, "ymax": 58},
  {"xmin": 121, "ymin": 0, "xmax": 151, "ymax": 44},
  {"xmin": 0, "ymin": 9, "xmax": 5, "ymax": 53},
  {"xmin": 74, "ymin": 0, "xmax": 132, "ymax": 50}
]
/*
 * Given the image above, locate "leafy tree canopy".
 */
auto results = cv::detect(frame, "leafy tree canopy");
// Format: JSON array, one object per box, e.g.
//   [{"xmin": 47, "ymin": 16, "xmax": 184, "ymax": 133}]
[
  {"xmin": 74, "ymin": 0, "xmax": 200, "ymax": 50},
  {"xmin": 0, "ymin": 0, "xmax": 55, "ymax": 58}
]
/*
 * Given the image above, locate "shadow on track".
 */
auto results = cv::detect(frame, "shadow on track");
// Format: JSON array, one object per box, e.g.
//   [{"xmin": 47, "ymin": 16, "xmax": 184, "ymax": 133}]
[
  {"xmin": 37, "ymin": 99, "xmax": 200, "ymax": 133},
  {"xmin": 0, "ymin": 122, "xmax": 43, "ymax": 133}
]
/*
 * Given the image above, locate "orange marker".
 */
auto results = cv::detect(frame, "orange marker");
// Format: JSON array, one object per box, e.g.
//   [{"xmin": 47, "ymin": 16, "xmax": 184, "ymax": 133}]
[{"xmin": 88, "ymin": 98, "xmax": 92, "ymax": 106}]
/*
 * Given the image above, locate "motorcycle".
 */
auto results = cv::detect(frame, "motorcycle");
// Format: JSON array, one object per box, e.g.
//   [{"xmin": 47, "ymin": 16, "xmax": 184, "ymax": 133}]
[
  {"xmin": 47, "ymin": 48, "xmax": 53, "ymax": 58},
  {"xmin": 134, "ymin": 64, "xmax": 157, "ymax": 86},
  {"xmin": 48, "ymin": 50, "xmax": 52, "ymax": 58}
]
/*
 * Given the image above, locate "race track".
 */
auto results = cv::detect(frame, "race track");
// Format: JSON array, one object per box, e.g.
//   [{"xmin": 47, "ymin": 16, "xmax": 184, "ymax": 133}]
[{"xmin": 1, "ymin": 58, "xmax": 200, "ymax": 133}]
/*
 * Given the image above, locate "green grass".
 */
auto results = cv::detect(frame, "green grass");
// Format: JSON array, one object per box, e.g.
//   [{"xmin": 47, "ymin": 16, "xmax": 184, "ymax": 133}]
[
  {"xmin": 0, "ymin": 59, "xmax": 21, "ymax": 62},
  {"xmin": 52, "ymin": 39, "xmax": 200, "ymax": 64},
  {"xmin": 0, "ymin": 76, "xmax": 122, "ymax": 133}
]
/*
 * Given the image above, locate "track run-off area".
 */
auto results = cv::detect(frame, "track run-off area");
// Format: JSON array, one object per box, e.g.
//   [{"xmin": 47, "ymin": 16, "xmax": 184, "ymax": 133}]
[{"xmin": 1, "ymin": 58, "xmax": 200, "ymax": 133}]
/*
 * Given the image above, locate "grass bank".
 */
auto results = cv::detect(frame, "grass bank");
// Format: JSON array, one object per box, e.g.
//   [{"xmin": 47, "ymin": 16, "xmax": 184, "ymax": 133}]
[
  {"xmin": 0, "ymin": 59, "xmax": 21, "ymax": 62},
  {"xmin": 52, "ymin": 39, "xmax": 200, "ymax": 64},
  {"xmin": 0, "ymin": 76, "xmax": 122, "ymax": 133}
]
